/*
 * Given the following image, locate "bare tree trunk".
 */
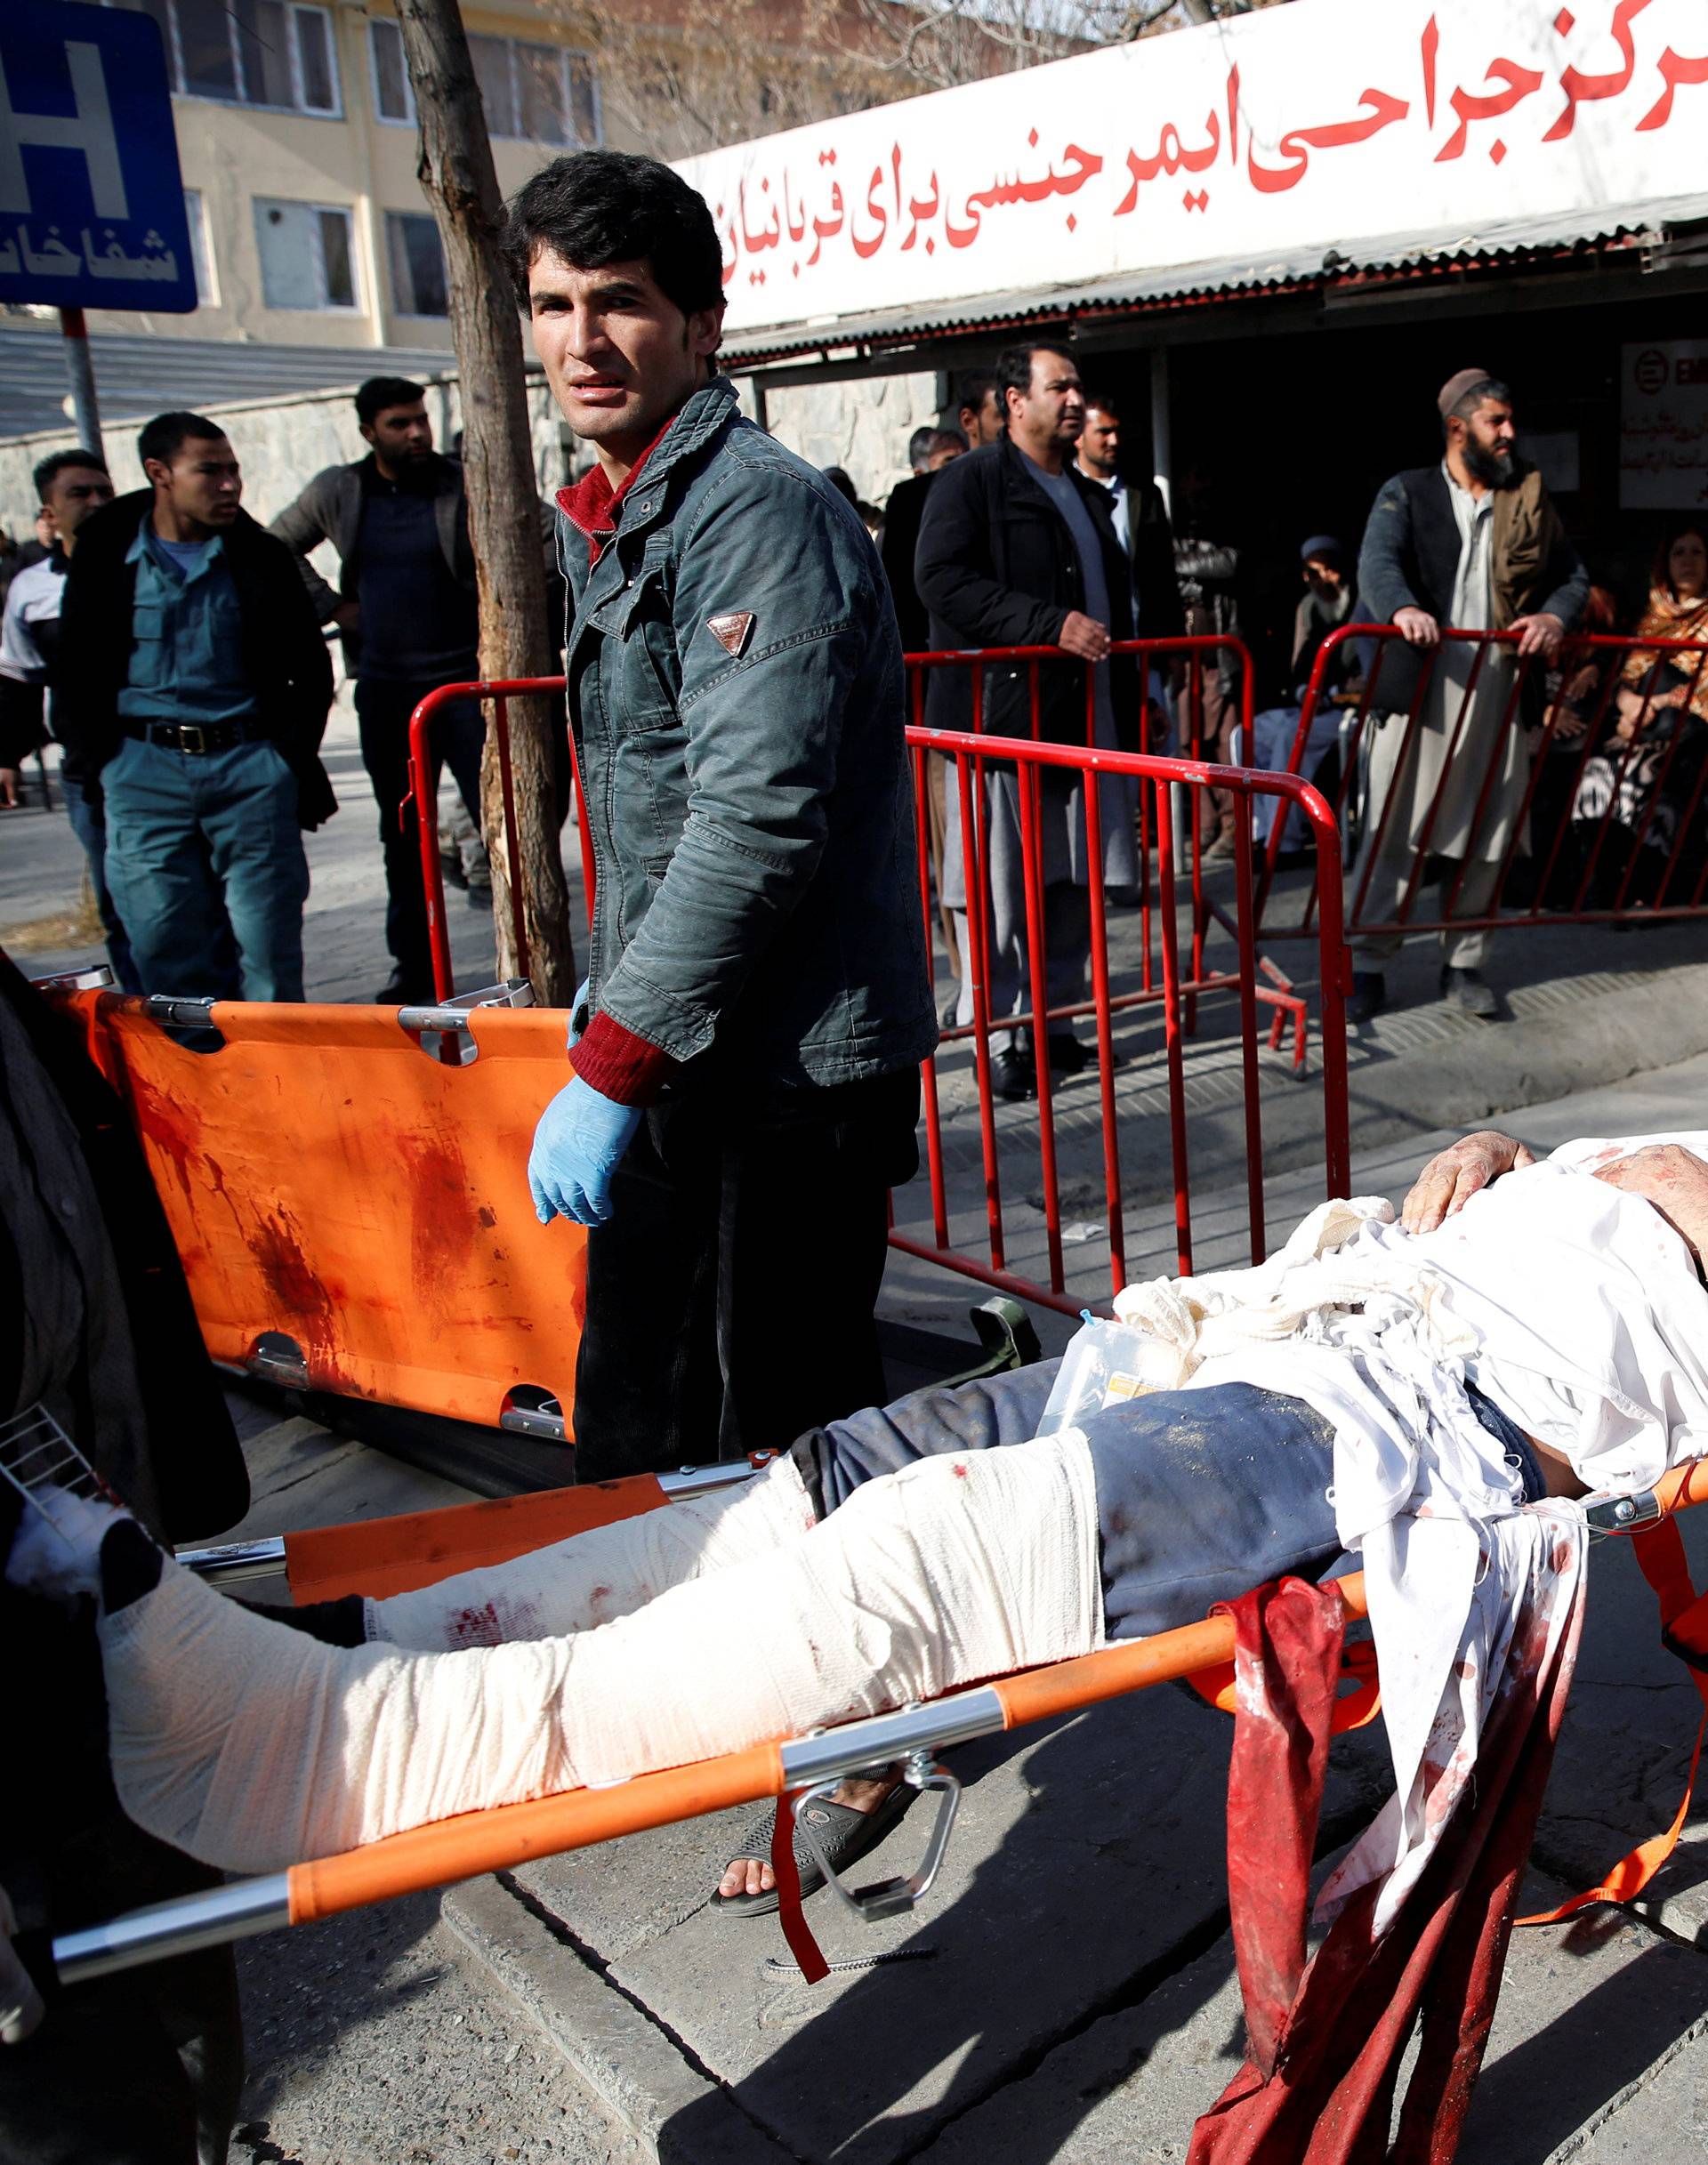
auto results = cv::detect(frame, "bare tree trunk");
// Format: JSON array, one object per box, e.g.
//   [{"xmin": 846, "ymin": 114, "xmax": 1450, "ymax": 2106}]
[{"xmin": 392, "ymin": 0, "xmax": 576, "ymax": 1004}]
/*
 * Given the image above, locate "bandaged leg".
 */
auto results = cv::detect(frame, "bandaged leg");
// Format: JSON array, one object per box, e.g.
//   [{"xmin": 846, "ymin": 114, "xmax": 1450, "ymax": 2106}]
[
  {"xmin": 370, "ymin": 1453, "xmax": 819, "ymax": 1651},
  {"xmin": 92, "ymin": 1432, "xmax": 1103, "ymax": 1876}
]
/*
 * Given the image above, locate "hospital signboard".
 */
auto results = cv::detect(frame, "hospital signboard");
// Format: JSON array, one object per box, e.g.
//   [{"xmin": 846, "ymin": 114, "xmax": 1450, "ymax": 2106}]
[
  {"xmin": 1621, "ymin": 339, "xmax": 1708, "ymax": 511},
  {"xmin": 0, "ymin": 0, "xmax": 196, "ymax": 314},
  {"xmin": 680, "ymin": 0, "xmax": 1708, "ymax": 339}
]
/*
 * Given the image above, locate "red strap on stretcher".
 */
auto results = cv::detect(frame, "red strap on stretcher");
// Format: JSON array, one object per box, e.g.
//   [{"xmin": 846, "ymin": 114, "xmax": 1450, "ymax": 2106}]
[
  {"xmin": 1520, "ymin": 1517, "xmax": 1708, "ymax": 1926},
  {"xmin": 770, "ymin": 1791, "xmax": 831, "ymax": 1984}
]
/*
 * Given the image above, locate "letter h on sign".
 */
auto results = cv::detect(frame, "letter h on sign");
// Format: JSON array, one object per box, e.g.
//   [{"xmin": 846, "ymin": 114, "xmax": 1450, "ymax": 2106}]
[{"xmin": 0, "ymin": 41, "xmax": 128, "ymax": 219}]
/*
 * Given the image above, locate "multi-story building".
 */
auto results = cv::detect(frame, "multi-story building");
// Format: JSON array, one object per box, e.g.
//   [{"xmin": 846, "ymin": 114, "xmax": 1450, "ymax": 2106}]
[{"xmin": 85, "ymin": 0, "xmax": 604, "ymax": 351}]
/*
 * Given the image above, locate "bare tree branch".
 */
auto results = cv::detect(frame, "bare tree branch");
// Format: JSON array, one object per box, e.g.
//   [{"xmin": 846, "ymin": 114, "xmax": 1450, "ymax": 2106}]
[{"xmin": 535, "ymin": 1, "xmax": 1295, "ymax": 148}]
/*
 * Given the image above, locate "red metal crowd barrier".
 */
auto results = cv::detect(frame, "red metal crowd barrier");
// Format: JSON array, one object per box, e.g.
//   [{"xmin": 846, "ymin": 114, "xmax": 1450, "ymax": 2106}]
[
  {"xmin": 408, "ymin": 648, "xmax": 1352, "ymax": 1316},
  {"xmin": 1253, "ymin": 623, "xmax": 1708, "ymax": 944}
]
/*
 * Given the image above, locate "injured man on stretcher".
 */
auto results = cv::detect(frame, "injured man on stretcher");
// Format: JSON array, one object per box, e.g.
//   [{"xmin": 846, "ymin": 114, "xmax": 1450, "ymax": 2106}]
[{"xmin": 8, "ymin": 1129, "xmax": 1708, "ymax": 1906}]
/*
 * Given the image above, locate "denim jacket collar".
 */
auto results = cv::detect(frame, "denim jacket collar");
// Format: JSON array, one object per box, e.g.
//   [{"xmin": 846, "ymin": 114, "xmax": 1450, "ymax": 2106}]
[{"xmin": 602, "ymin": 376, "xmax": 738, "ymax": 551}]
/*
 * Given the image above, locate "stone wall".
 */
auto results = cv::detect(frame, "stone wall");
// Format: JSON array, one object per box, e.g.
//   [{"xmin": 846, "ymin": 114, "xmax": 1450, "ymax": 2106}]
[
  {"xmin": 0, "ymin": 368, "xmax": 575, "ymax": 551},
  {"xmin": 761, "ymin": 371, "xmax": 945, "ymax": 506},
  {"xmin": 0, "ymin": 361, "xmax": 944, "ymax": 549}
]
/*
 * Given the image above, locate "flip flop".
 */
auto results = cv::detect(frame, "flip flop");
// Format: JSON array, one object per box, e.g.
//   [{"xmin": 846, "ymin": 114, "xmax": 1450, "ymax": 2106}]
[{"xmin": 713, "ymin": 1783, "xmax": 918, "ymax": 1916}]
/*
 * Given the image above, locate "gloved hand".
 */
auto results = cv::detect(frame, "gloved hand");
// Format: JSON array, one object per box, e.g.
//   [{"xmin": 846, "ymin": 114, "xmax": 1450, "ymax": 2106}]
[
  {"xmin": 0, "ymin": 1887, "xmax": 44, "ymax": 2047},
  {"xmin": 567, "ymin": 977, "xmax": 592, "ymax": 1050},
  {"xmin": 528, "ymin": 1074, "xmax": 642, "ymax": 1227},
  {"xmin": 4, "ymin": 1484, "xmax": 130, "ymax": 1603}
]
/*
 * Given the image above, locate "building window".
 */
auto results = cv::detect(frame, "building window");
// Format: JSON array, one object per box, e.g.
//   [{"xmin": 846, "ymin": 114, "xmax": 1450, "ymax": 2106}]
[
  {"xmin": 370, "ymin": 17, "xmax": 414, "ymax": 123},
  {"xmin": 109, "ymin": 0, "xmax": 340, "ymax": 116},
  {"xmin": 183, "ymin": 188, "xmax": 217, "ymax": 306},
  {"xmin": 387, "ymin": 211, "xmax": 447, "ymax": 318},
  {"xmin": 370, "ymin": 19, "xmax": 597, "ymax": 144},
  {"xmin": 254, "ymin": 198, "xmax": 358, "ymax": 311}
]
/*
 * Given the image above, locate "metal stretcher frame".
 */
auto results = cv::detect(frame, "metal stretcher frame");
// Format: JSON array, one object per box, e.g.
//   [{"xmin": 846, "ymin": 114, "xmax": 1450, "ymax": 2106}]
[{"xmin": 52, "ymin": 1453, "xmax": 1708, "ymax": 1987}]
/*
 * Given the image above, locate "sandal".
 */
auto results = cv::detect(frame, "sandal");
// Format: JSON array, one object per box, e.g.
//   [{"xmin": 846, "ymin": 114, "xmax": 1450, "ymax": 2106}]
[{"xmin": 713, "ymin": 1782, "xmax": 918, "ymax": 1916}]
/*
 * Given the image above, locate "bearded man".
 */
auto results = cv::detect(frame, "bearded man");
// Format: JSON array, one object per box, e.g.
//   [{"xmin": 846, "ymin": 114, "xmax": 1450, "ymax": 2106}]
[{"xmin": 1349, "ymin": 371, "xmax": 1588, "ymax": 1024}]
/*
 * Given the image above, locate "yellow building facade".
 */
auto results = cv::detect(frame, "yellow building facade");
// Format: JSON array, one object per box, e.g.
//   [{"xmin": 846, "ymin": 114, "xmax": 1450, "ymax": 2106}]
[{"xmin": 86, "ymin": 0, "xmax": 608, "ymax": 351}]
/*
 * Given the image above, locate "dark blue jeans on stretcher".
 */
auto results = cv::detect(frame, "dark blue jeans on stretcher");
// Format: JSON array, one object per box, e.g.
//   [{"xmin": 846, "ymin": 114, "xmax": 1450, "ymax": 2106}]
[{"xmin": 790, "ymin": 1361, "xmax": 1545, "ymax": 1642}]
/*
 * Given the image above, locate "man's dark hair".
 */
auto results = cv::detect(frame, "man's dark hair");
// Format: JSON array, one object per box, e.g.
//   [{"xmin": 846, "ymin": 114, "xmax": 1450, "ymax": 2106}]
[
  {"xmin": 957, "ymin": 371, "xmax": 1001, "ymax": 417},
  {"xmin": 356, "ymin": 375, "xmax": 425, "ymax": 427},
  {"xmin": 927, "ymin": 427, "xmax": 969, "ymax": 458},
  {"xmin": 33, "ymin": 447, "xmax": 109, "ymax": 501},
  {"xmin": 501, "ymin": 150, "xmax": 723, "ymax": 320},
  {"xmin": 1443, "ymin": 375, "xmax": 1511, "ymax": 436},
  {"xmin": 137, "ymin": 412, "xmax": 226, "ymax": 471},
  {"xmin": 995, "ymin": 342, "xmax": 1075, "ymax": 406},
  {"xmin": 1082, "ymin": 389, "xmax": 1120, "ymax": 420}
]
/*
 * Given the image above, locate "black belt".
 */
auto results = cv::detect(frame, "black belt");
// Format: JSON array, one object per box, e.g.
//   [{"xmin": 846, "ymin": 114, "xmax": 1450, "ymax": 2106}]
[{"xmin": 125, "ymin": 719, "xmax": 257, "ymax": 755}]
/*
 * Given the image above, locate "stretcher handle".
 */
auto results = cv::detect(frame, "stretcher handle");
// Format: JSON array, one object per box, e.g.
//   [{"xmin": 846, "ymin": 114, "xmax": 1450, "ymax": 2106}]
[{"xmin": 52, "ymin": 1573, "xmax": 1373, "ymax": 1985}]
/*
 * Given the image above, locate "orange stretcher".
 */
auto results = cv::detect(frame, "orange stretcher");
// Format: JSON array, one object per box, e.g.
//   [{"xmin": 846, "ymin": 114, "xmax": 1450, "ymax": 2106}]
[
  {"xmin": 50, "ymin": 1452, "xmax": 1708, "ymax": 1987},
  {"xmin": 52, "ymin": 984, "xmax": 586, "ymax": 1439}
]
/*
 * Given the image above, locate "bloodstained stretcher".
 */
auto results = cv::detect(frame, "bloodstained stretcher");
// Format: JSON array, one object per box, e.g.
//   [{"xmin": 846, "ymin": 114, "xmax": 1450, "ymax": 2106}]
[{"xmin": 48, "ymin": 1448, "xmax": 1708, "ymax": 1989}]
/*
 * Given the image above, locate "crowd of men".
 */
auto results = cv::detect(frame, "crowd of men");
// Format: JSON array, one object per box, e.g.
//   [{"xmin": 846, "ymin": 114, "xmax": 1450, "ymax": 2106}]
[
  {"xmin": 0, "ymin": 374, "xmax": 541, "ymax": 1007},
  {"xmin": 0, "ymin": 316, "xmax": 1616, "ymax": 1047}
]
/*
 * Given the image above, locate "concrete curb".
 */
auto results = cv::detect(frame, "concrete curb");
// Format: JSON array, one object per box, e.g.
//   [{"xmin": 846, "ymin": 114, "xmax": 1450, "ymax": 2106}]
[{"xmin": 442, "ymin": 1874, "xmax": 793, "ymax": 2165}]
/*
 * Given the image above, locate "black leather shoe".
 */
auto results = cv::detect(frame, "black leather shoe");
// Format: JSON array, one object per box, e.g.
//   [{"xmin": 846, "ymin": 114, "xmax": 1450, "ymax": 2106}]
[
  {"xmin": 374, "ymin": 973, "xmax": 434, "ymax": 1005},
  {"xmin": 1047, "ymin": 1034, "xmax": 1092, "ymax": 1074},
  {"xmin": 992, "ymin": 1047, "xmax": 1035, "ymax": 1101},
  {"xmin": 1440, "ymin": 966, "xmax": 1498, "ymax": 1018},
  {"xmin": 1348, "ymin": 970, "xmax": 1386, "ymax": 1026}
]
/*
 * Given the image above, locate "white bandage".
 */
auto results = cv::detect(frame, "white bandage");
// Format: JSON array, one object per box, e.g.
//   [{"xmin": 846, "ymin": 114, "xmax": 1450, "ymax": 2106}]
[
  {"xmin": 370, "ymin": 1453, "xmax": 818, "ymax": 1650},
  {"xmin": 98, "ymin": 1431, "xmax": 1102, "ymax": 1875},
  {"xmin": 4, "ymin": 1488, "xmax": 129, "ymax": 1604}
]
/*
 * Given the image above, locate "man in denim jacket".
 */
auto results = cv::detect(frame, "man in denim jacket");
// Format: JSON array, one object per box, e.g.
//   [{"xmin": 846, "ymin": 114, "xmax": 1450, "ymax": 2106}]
[{"xmin": 512, "ymin": 153, "xmax": 937, "ymax": 1481}]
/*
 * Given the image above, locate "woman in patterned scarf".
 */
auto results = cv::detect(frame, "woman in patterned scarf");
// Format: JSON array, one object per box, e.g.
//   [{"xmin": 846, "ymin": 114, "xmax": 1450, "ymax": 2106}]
[{"xmin": 1572, "ymin": 524, "xmax": 1708, "ymax": 905}]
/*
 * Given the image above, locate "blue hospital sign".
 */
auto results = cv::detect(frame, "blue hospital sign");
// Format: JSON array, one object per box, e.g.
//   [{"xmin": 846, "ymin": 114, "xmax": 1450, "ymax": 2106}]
[{"xmin": 0, "ymin": 1, "xmax": 196, "ymax": 313}]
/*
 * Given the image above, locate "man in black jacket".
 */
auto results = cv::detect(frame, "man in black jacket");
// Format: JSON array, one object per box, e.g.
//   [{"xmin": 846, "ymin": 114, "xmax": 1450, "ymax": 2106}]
[
  {"xmin": 56, "ymin": 414, "xmax": 335, "ymax": 1004},
  {"xmin": 1076, "ymin": 389, "xmax": 1182, "ymax": 642},
  {"xmin": 268, "ymin": 377, "xmax": 561, "ymax": 1002},
  {"xmin": 914, "ymin": 342, "xmax": 1144, "ymax": 1099},
  {"xmin": 0, "ymin": 946, "xmax": 250, "ymax": 2162}
]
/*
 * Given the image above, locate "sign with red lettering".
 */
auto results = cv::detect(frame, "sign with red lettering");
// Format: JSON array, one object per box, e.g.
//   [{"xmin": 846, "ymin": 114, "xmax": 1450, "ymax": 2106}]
[
  {"xmin": 680, "ymin": 0, "xmax": 1708, "ymax": 340},
  {"xmin": 1622, "ymin": 339, "xmax": 1708, "ymax": 510}
]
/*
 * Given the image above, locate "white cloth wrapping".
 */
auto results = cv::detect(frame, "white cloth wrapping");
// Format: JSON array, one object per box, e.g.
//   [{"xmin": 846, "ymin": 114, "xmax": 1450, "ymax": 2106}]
[
  {"xmin": 1110, "ymin": 1131, "xmax": 1708, "ymax": 1932},
  {"xmin": 370, "ymin": 1453, "xmax": 820, "ymax": 1650},
  {"xmin": 95, "ymin": 1430, "xmax": 1104, "ymax": 1875}
]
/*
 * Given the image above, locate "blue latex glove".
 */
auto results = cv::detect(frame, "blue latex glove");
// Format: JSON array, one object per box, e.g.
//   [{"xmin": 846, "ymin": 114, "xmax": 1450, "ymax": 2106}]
[
  {"xmin": 567, "ymin": 977, "xmax": 591, "ymax": 1050},
  {"xmin": 529, "ymin": 1074, "xmax": 642, "ymax": 1227}
]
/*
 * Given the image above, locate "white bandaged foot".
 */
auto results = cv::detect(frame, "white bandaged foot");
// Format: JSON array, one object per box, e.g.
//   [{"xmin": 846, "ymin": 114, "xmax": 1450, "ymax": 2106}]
[
  {"xmin": 98, "ymin": 1432, "xmax": 1102, "ymax": 1875},
  {"xmin": 370, "ymin": 1453, "xmax": 818, "ymax": 1650}
]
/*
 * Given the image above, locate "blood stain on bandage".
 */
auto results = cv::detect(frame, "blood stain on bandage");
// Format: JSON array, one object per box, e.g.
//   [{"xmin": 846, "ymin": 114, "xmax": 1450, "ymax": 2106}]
[
  {"xmin": 952, "ymin": 1463, "xmax": 968, "ymax": 1479},
  {"xmin": 447, "ymin": 1600, "xmax": 504, "ymax": 1647}
]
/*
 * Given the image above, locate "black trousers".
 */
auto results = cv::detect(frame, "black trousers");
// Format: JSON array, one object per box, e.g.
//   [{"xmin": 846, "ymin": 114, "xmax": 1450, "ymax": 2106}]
[
  {"xmin": 353, "ymin": 678, "xmax": 483, "ymax": 994},
  {"xmin": 571, "ymin": 1068, "xmax": 921, "ymax": 1481}
]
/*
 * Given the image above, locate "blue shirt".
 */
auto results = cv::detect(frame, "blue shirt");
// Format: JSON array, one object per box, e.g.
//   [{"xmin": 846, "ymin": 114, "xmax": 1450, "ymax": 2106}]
[
  {"xmin": 1024, "ymin": 452, "xmax": 1116, "ymax": 743},
  {"xmin": 117, "ymin": 514, "xmax": 256, "ymax": 725},
  {"xmin": 351, "ymin": 471, "xmax": 479, "ymax": 685}
]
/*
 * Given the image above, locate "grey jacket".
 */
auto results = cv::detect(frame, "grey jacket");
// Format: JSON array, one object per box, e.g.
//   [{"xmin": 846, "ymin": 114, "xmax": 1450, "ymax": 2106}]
[
  {"xmin": 269, "ymin": 452, "xmax": 558, "ymax": 628},
  {"xmin": 562, "ymin": 375, "xmax": 937, "ymax": 1092}
]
